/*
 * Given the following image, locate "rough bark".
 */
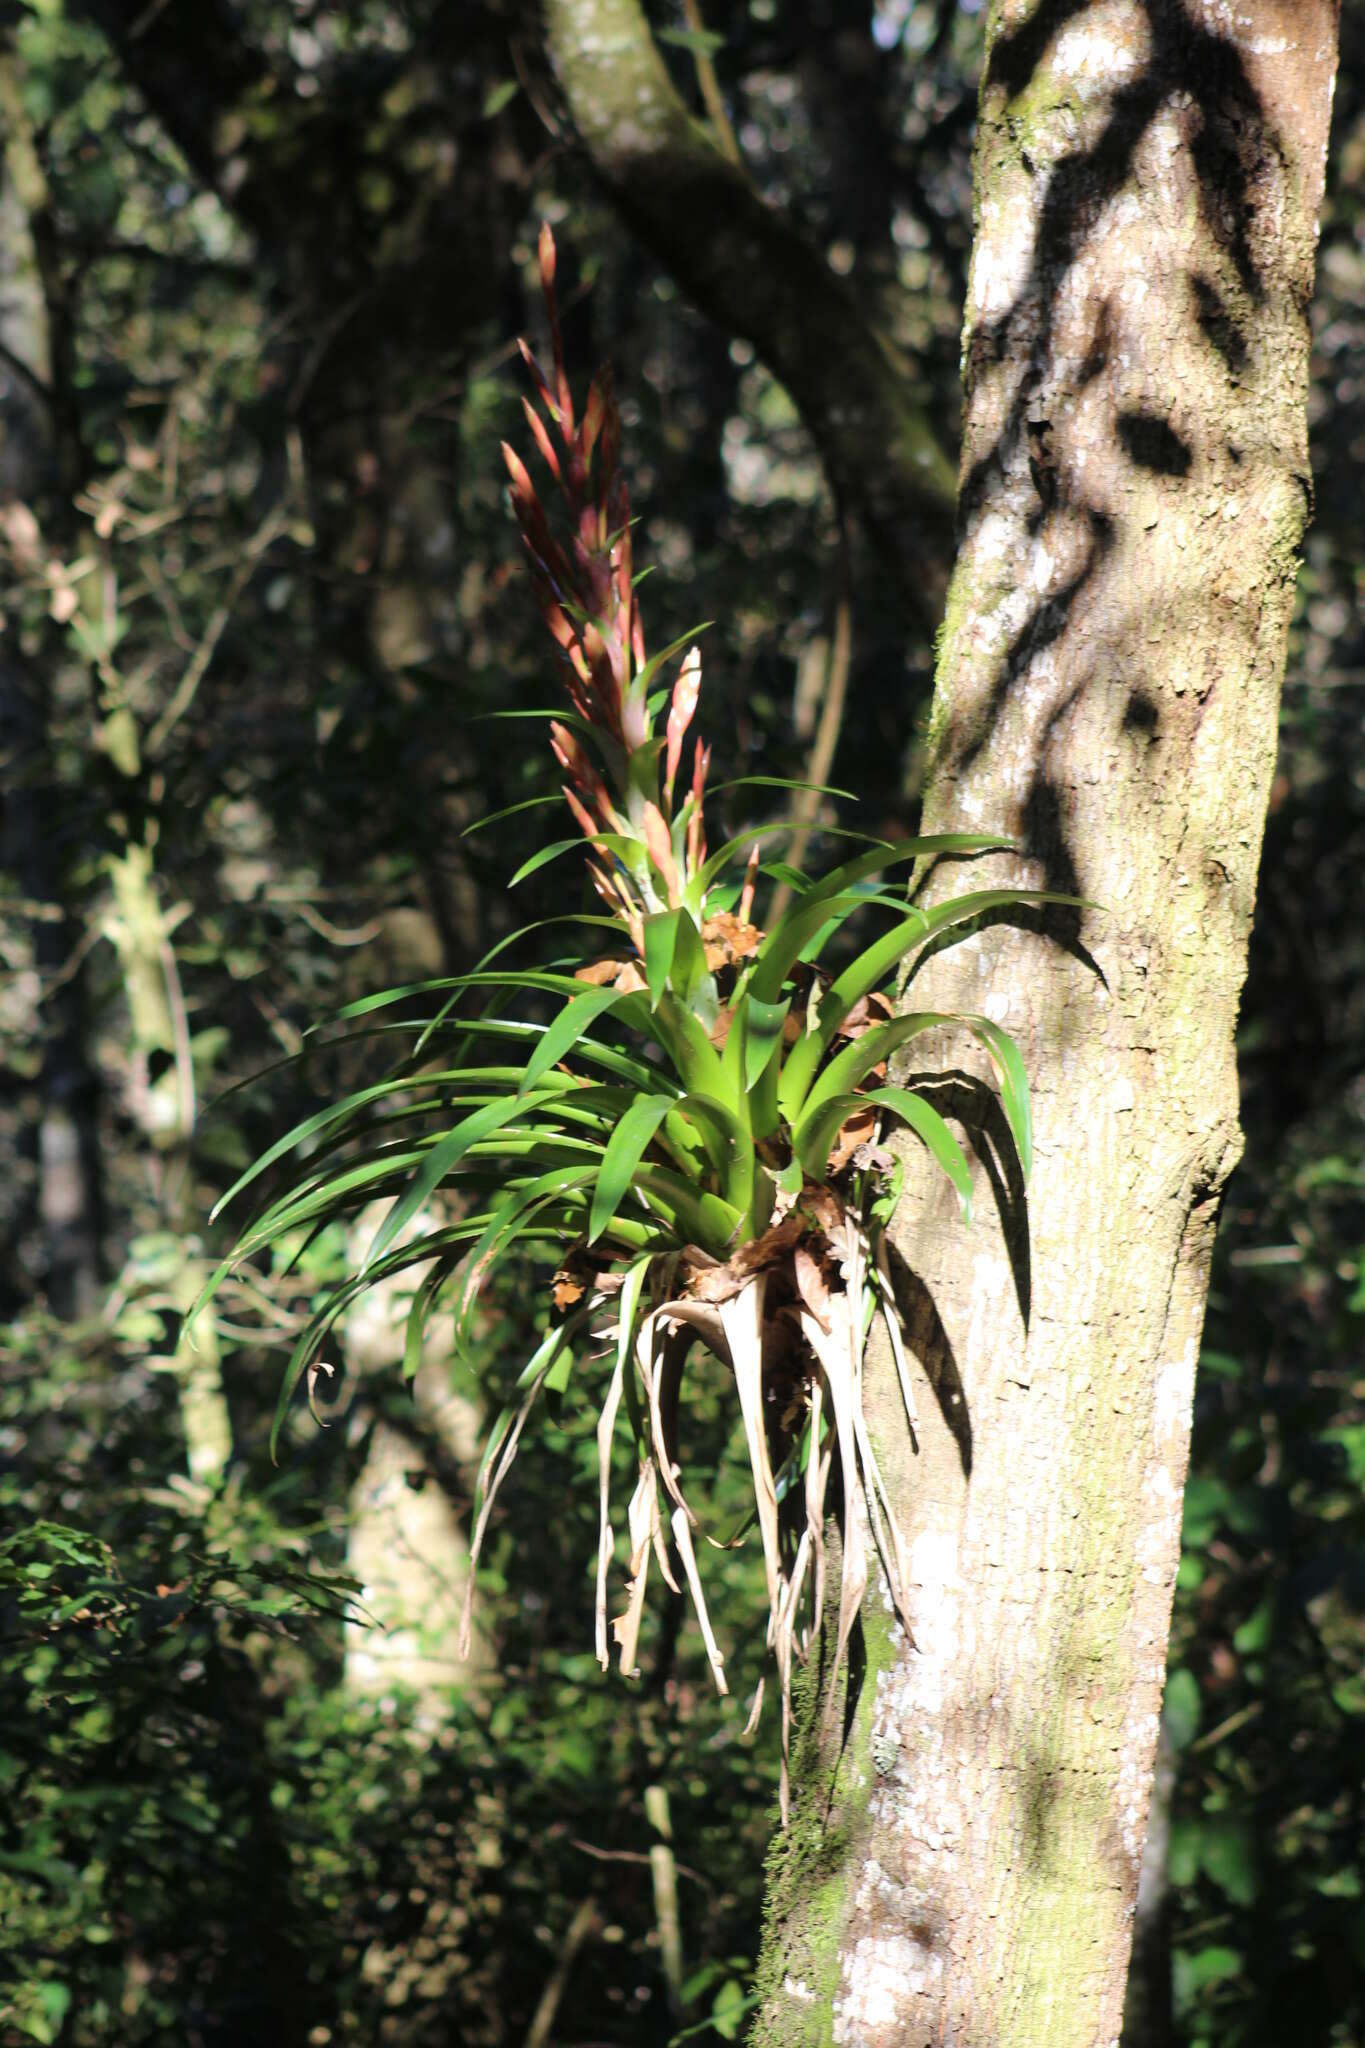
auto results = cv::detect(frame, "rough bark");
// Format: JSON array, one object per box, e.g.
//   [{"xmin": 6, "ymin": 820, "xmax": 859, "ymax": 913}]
[
  {"xmin": 0, "ymin": 47, "xmax": 103, "ymax": 1319},
  {"xmin": 537, "ymin": 0, "xmax": 960, "ymax": 615},
  {"xmin": 755, "ymin": 4, "xmax": 1339, "ymax": 2044},
  {"xmin": 341, "ymin": 1202, "xmax": 489, "ymax": 1703}
]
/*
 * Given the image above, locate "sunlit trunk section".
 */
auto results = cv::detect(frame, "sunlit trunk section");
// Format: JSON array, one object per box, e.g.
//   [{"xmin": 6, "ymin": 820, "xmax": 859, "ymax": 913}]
[{"xmin": 756, "ymin": 5, "xmax": 1340, "ymax": 2042}]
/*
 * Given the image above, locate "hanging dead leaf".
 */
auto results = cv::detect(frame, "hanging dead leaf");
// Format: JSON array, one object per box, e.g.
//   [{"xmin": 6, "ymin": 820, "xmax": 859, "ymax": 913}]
[
  {"xmin": 793, "ymin": 1244, "xmax": 834, "ymax": 1332},
  {"xmin": 574, "ymin": 956, "xmax": 648, "ymax": 993}
]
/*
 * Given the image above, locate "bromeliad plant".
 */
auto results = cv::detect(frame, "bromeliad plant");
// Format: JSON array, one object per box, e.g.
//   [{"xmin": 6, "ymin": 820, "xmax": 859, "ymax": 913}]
[{"xmin": 210, "ymin": 228, "xmax": 1054, "ymax": 1813}]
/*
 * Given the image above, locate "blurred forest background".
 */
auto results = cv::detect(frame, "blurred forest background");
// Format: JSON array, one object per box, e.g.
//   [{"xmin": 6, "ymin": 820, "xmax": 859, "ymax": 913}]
[{"xmin": 1, "ymin": 2, "xmax": 1362, "ymax": 2044}]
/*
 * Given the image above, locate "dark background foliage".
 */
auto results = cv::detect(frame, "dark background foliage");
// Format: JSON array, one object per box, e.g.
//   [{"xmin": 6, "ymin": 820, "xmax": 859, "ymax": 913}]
[{"xmin": 0, "ymin": 3, "xmax": 1361, "ymax": 2043}]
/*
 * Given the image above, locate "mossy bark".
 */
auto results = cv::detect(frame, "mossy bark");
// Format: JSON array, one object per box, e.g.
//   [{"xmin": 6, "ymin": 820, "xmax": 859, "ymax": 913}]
[{"xmin": 756, "ymin": 4, "xmax": 1339, "ymax": 2043}]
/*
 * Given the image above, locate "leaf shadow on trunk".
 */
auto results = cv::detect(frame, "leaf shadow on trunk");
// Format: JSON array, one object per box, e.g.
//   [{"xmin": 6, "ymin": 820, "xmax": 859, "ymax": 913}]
[
  {"xmin": 936, "ymin": 0, "xmax": 1278, "ymax": 855},
  {"xmin": 896, "ymin": 1068, "xmax": 1031, "ymax": 1343},
  {"xmin": 880, "ymin": 1234, "xmax": 975, "ymax": 1480},
  {"xmin": 960, "ymin": 0, "xmax": 1272, "ymax": 529}
]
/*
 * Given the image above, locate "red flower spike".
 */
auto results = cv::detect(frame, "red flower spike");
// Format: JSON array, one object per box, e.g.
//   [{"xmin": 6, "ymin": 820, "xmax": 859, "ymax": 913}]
[
  {"xmin": 738, "ymin": 843, "xmax": 760, "ymax": 927},
  {"xmin": 540, "ymin": 601, "xmax": 577, "ymax": 655},
  {"xmin": 598, "ymin": 402, "xmax": 620, "ymax": 505},
  {"xmin": 501, "ymin": 440, "xmax": 537, "ymax": 505},
  {"xmin": 580, "ymin": 375, "xmax": 608, "ymax": 469},
  {"xmin": 509, "ymin": 229, "xmax": 718, "ymax": 946},
  {"xmin": 564, "ymin": 784, "xmax": 607, "ymax": 846},
  {"xmin": 643, "ymin": 803, "xmax": 682, "ymax": 909},
  {"xmin": 538, "ymin": 225, "xmax": 575, "ymax": 437},
  {"xmin": 517, "ymin": 338, "xmax": 561, "ymax": 427},
  {"xmin": 548, "ymin": 719, "xmax": 582, "ymax": 775},
  {"xmin": 521, "ymin": 397, "xmax": 563, "ymax": 485},
  {"xmin": 688, "ymin": 742, "xmax": 712, "ymax": 873},
  {"xmin": 665, "ymin": 648, "xmax": 701, "ymax": 803}
]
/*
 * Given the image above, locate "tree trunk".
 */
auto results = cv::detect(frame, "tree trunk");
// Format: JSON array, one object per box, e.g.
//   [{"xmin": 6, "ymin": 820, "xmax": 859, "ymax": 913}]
[
  {"xmin": 0, "ymin": 46, "xmax": 104, "ymax": 1320},
  {"xmin": 755, "ymin": 5, "xmax": 1339, "ymax": 2044}
]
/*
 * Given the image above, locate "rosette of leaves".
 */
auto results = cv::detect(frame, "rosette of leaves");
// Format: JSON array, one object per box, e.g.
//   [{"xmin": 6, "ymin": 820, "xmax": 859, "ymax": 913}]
[{"xmin": 207, "ymin": 229, "xmax": 1062, "ymax": 1814}]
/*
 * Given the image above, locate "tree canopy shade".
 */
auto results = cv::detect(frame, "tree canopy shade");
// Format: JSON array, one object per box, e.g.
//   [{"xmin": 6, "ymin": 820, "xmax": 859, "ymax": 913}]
[{"xmin": 2, "ymin": 4, "xmax": 1362, "ymax": 2046}]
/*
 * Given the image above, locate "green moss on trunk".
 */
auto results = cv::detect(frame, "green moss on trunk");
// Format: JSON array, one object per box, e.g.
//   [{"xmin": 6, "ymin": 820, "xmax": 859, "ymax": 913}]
[{"xmin": 751, "ymin": 1593, "xmax": 899, "ymax": 2042}]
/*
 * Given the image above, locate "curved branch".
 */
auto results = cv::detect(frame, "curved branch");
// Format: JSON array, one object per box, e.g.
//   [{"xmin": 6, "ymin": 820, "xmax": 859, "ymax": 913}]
[{"xmin": 539, "ymin": 0, "xmax": 959, "ymax": 620}]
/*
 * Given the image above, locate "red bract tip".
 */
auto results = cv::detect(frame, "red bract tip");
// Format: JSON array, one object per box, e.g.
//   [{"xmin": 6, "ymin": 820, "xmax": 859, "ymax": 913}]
[
  {"xmin": 738, "ymin": 843, "xmax": 760, "ymax": 927},
  {"xmin": 536, "ymin": 224, "xmax": 574, "ymax": 438},
  {"xmin": 580, "ymin": 375, "xmax": 608, "ymax": 468},
  {"xmin": 643, "ymin": 803, "xmax": 682, "ymax": 909},
  {"xmin": 501, "ymin": 441, "xmax": 536, "ymax": 504},
  {"xmin": 563, "ymin": 784, "xmax": 603, "ymax": 845},
  {"xmin": 521, "ymin": 397, "xmax": 563, "ymax": 484},
  {"xmin": 517, "ymin": 338, "xmax": 560, "ymax": 426},
  {"xmin": 665, "ymin": 648, "xmax": 701, "ymax": 803},
  {"xmin": 691, "ymin": 739, "xmax": 712, "ymax": 807},
  {"xmin": 688, "ymin": 742, "xmax": 712, "ymax": 873}
]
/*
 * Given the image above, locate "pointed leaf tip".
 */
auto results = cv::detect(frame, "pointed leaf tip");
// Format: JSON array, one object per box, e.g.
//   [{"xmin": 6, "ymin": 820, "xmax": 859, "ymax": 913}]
[
  {"xmin": 664, "ymin": 646, "xmax": 701, "ymax": 800},
  {"xmin": 501, "ymin": 442, "xmax": 535, "ymax": 499}
]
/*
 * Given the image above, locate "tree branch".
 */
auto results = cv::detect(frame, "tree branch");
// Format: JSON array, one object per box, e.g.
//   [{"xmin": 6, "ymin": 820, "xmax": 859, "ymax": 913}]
[{"xmin": 538, "ymin": 0, "xmax": 959, "ymax": 619}]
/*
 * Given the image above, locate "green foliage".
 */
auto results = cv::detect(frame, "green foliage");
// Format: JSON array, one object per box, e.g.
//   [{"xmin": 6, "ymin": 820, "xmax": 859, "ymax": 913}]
[{"xmin": 0, "ymin": 1301, "xmax": 778, "ymax": 2046}]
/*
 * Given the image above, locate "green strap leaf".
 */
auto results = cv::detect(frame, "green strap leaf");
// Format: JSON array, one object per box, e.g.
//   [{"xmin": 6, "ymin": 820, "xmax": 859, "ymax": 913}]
[
  {"xmin": 461, "ymin": 793, "xmax": 563, "ymax": 837},
  {"xmin": 628, "ymin": 622, "xmax": 713, "ymax": 701},
  {"xmin": 590, "ymin": 1096, "xmax": 676, "ymax": 1244},
  {"xmin": 210, "ymin": 1076, "xmax": 421, "ymax": 1221},
  {"xmin": 791, "ymin": 1086, "xmax": 973, "ymax": 1220},
  {"xmin": 965, "ymin": 1016, "xmax": 1033, "ymax": 1183},
  {"xmin": 403, "ymin": 1253, "xmax": 460, "ymax": 1380},
  {"xmin": 363, "ymin": 1091, "xmax": 560, "ymax": 1276},
  {"xmin": 643, "ymin": 909, "xmax": 682, "ymax": 1008},
  {"xmin": 745, "ymin": 995, "xmax": 791, "ymax": 1093},
  {"xmin": 519, "ymin": 985, "xmax": 628, "ymax": 1096},
  {"xmin": 696, "ymin": 820, "xmax": 880, "ymax": 898},
  {"xmin": 652, "ymin": 990, "xmax": 729, "ymax": 1103},
  {"xmin": 670, "ymin": 911, "xmax": 708, "ymax": 1003},
  {"xmin": 508, "ymin": 831, "xmax": 639, "ymax": 889},
  {"xmin": 454, "ymin": 1168, "xmax": 597, "ymax": 1346},
  {"xmin": 866, "ymin": 1087, "xmax": 974, "ymax": 1222},
  {"xmin": 269, "ymin": 1227, "xmax": 481, "ymax": 1459},
  {"xmin": 710, "ymin": 774, "xmax": 857, "ymax": 802},
  {"xmin": 780, "ymin": 888, "xmax": 1076, "ymax": 1108},
  {"xmin": 779, "ymin": 1009, "xmax": 955, "ymax": 1126}
]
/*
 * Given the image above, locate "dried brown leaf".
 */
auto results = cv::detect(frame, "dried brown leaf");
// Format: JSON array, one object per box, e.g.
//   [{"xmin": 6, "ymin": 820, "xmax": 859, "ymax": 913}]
[
  {"xmin": 701, "ymin": 911, "xmax": 763, "ymax": 972},
  {"xmin": 826, "ymin": 1106, "xmax": 876, "ymax": 1177},
  {"xmin": 793, "ymin": 1244, "xmax": 833, "ymax": 1333},
  {"xmin": 572, "ymin": 955, "xmax": 647, "ymax": 994}
]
